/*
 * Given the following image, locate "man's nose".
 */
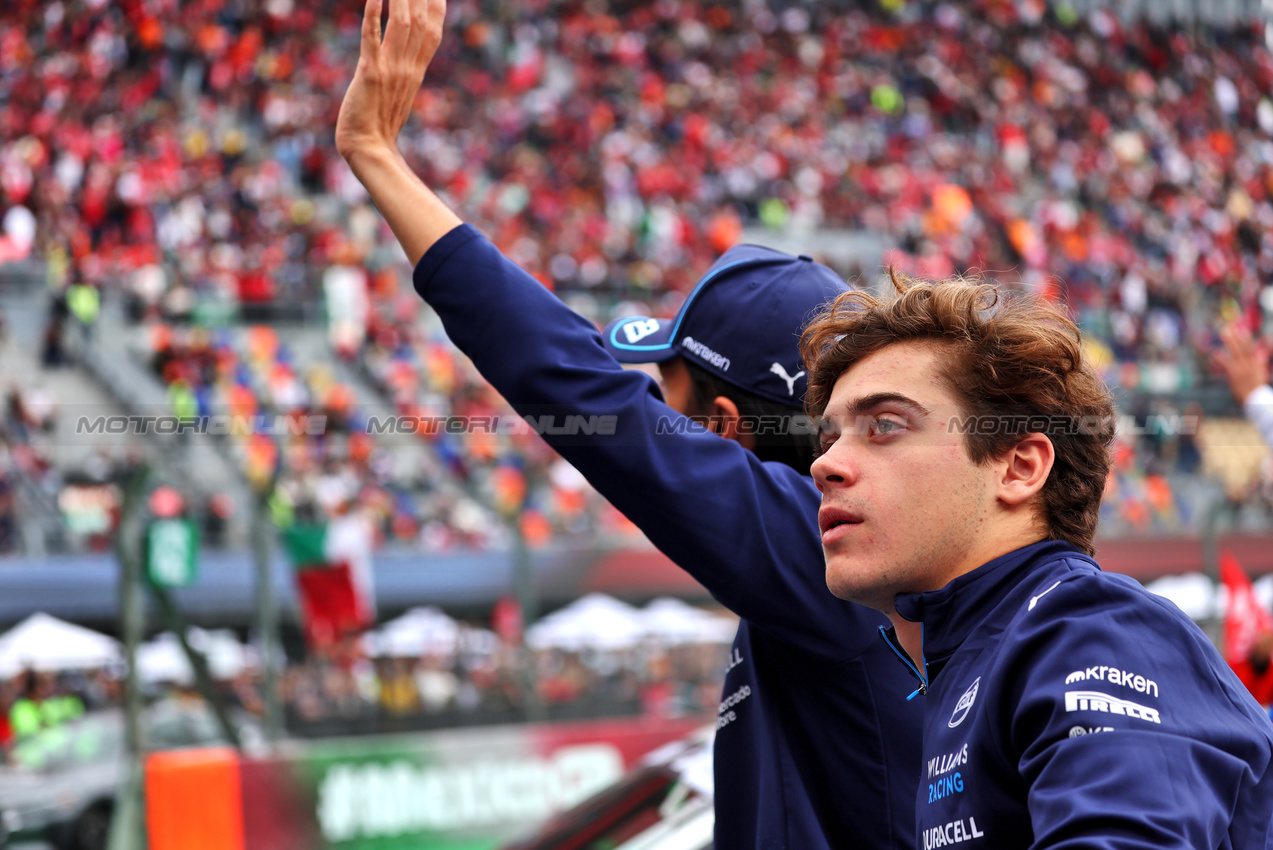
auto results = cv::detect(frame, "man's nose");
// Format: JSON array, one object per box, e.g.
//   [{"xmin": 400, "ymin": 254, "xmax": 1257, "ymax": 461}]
[{"xmin": 811, "ymin": 439, "xmax": 856, "ymax": 492}]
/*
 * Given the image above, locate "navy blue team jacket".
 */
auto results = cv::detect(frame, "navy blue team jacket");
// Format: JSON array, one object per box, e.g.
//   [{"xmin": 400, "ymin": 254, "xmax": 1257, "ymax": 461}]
[
  {"xmin": 881, "ymin": 539, "xmax": 1273, "ymax": 849},
  {"xmin": 415, "ymin": 224, "xmax": 924, "ymax": 849}
]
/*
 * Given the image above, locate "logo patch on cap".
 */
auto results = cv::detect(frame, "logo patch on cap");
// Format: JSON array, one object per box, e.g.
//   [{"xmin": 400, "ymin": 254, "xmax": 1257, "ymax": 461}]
[
  {"xmin": 769, "ymin": 362, "xmax": 806, "ymax": 396},
  {"xmin": 622, "ymin": 319, "xmax": 661, "ymax": 344}
]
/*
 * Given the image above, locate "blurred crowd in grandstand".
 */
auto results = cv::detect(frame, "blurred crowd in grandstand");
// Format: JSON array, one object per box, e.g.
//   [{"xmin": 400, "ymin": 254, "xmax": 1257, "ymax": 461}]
[
  {"xmin": 278, "ymin": 636, "xmax": 728, "ymax": 734},
  {"xmin": 0, "ymin": 634, "xmax": 730, "ymax": 747},
  {"xmin": 0, "ymin": 0, "xmax": 1272, "ymax": 558}
]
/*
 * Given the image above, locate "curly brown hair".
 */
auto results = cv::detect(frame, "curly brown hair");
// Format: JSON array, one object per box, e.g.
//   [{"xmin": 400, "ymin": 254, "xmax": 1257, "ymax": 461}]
[{"xmin": 799, "ymin": 269, "xmax": 1114, "ymax": 554}]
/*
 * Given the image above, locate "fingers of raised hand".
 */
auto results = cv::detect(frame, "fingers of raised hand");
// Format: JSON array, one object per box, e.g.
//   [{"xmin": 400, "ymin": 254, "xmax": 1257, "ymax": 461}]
[
  {"xmin": 361, "ymin": 0, "xmax": 383, "ymax": 59},
  {"xmin": 418, "ymin": 0, "xmax": 446, "ymax": 64},
  {"xmin": 1222, "ymin": 324, "xmax": 1255, "ymax": 359},
  {"xmin": 382, "ymin": 0, "xmax": 435, "ymax": 64}
]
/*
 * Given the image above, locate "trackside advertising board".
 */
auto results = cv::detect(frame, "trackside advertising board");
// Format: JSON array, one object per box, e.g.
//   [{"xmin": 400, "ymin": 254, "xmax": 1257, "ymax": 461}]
[{"xmin": 147, "ymin": 715, "xmax": 708, "ymax": 850}]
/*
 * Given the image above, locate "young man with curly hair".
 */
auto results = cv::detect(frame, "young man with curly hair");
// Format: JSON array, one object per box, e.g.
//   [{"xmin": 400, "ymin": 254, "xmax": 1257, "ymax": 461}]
[{"xmin": 803, "ymin": 272, "xmax": 1273, "ymax": 848}]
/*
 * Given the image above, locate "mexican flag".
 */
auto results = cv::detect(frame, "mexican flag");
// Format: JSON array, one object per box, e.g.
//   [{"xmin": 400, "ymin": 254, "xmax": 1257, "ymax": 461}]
[{"xmin": 283, "ymin": 516, "xmax": 376, "ymax": 649}]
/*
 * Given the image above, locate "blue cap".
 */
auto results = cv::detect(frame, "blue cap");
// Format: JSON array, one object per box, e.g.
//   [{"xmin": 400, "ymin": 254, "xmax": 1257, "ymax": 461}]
[{"xmin": 602, "ymin": 245, "xmax": 850, "ymax": 406}]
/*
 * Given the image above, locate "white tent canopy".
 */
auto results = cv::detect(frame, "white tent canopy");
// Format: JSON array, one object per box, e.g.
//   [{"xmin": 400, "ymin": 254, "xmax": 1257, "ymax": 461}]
[
  {"xmin": 361, "ymin": 606, "xmax": 461, "ymax": 657},
  {"xmin": 527, "ymin": 593, "xmax": 647, "ymax": 651},
  {"xmin": 641, "ymin": 597, "xmax": 738, "ymax": 645},
  {"xmin": 136, "ymin": 629, "xmax": 256, "ymax": 685},
  {"xmin": 527, "ymin": 594, "xmax": 738, "ymax": 651},
  {"xmin": 0, "ymin": 612, "xmax": 122, "ymax": 677}
]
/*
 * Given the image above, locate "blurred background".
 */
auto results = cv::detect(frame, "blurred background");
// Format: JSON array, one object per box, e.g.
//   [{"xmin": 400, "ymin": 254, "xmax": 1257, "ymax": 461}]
[{"xmin": 1, "ymin": 0, "xmax": 1272, "ymax": 848}]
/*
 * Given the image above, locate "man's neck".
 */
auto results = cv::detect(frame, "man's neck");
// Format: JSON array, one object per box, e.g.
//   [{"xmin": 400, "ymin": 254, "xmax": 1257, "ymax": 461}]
[
  {"xmin": 890, "ymin": 617, "xmax": 925, "ymax": 674},
  {"xmin": 887, "ymin": 532, "xmax": 1050, "ymax": 670}
]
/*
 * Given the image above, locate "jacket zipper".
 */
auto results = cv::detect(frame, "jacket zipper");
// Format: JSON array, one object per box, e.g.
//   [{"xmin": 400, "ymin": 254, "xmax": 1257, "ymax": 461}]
[{"xmin": 878, "ymin": 625, "xmax": 928, "ymax": 700}]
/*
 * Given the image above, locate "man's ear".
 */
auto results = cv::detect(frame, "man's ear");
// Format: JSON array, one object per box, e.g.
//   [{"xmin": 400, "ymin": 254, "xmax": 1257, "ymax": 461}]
[
  {"xmin": 711, "ymin": 395, "xmax": 756, "ymax": 451},
  {"xmin": 997, "ymin": 433, "xmax": 1054, "ymax": 506}
]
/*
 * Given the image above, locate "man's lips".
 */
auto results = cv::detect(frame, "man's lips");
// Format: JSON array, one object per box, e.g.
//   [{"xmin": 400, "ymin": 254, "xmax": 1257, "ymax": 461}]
[{"xmin": 818, "ymin": 507, "xmax": 864, "ymax": 535}]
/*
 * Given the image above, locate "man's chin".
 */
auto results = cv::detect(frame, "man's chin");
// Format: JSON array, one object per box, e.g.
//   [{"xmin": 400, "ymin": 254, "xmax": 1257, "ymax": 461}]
[{"xmin": 825, "ymin": 565, "xmax": 891, "ymax": 611}]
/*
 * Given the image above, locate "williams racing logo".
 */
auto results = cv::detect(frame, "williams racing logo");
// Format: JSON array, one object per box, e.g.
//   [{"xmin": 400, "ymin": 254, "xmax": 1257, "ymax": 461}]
[
  {"xmin": 948, "ymin": 677, "xmax": 980, "ymax": 728},
  {"xmin": 621, "ymin": 318, "xmax": 661, "ymax": 344}
]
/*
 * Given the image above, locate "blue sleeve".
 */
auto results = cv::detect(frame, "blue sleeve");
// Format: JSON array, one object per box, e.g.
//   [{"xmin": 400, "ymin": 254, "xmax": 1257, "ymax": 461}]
[
  {"xmin": 1004, "ymin": 575, "xmax": 1273, "ymax": 849},
  {"xmin": 413, "ymin": 224, "xmax": 886, "ymax": 658}
]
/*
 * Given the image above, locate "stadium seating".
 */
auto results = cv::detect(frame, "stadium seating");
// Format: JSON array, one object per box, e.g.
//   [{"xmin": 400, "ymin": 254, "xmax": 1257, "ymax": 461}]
[{"xmin": 2, "ymin": 0, "xmax": 1272, "ymax": 550}]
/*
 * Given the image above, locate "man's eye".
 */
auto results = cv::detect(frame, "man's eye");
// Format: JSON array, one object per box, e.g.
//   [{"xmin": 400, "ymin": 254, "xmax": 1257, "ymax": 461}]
[{"xmin": 872, "ymin": 417, "xmax": 903, "ymax": 436}]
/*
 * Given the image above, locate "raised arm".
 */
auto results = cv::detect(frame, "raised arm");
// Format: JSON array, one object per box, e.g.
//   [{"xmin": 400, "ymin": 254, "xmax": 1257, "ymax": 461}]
[
  {"xmin": 334, "ymin": 0, "xmax": 887, "ymax": 658},
  {"xmin": 334, "ymin": 0, "xmax": 460, "ymax": 264},
  {"xmin": 412, "ymin": 227, "xmax": 878, "ymax": 655}
]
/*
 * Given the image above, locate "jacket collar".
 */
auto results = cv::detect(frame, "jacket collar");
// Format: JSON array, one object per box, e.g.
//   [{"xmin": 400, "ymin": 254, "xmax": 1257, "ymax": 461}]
[{"xmin": 888, "ymin": 539, "xmax": 1091, "ymax": 689}]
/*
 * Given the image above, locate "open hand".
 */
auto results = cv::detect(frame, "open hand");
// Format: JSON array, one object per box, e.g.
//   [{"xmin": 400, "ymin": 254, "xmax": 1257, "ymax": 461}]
[
  {"xmin": 1215, "ymin": 324, "xmax": 1271, "ymax": 405},
  {"xmin": 335, "ymin": 0, "xmax": 446, "ymax": 165}
]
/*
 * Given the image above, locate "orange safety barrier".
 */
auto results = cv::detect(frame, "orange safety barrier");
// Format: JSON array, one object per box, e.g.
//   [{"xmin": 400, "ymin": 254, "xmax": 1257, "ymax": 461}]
[{"xmin": 146, "ymin": 747, "xmax": 244, "ymax": 850}]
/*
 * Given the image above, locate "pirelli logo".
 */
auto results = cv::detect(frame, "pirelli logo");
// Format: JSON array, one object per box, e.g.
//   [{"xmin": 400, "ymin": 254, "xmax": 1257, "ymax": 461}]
[{"xmin": 1064, "ymin": 690, "xmax": 1161, "ymax": 724}]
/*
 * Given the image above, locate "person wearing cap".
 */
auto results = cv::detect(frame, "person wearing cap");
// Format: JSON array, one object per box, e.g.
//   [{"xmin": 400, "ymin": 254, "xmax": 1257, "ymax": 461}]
[
  {"xmin": 334, "ymin": 3, "xmax": 922, "ymax": 848},
  {"xmin": 601, "ymin": 243, "xmax": 844, "ymax": 474}
]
